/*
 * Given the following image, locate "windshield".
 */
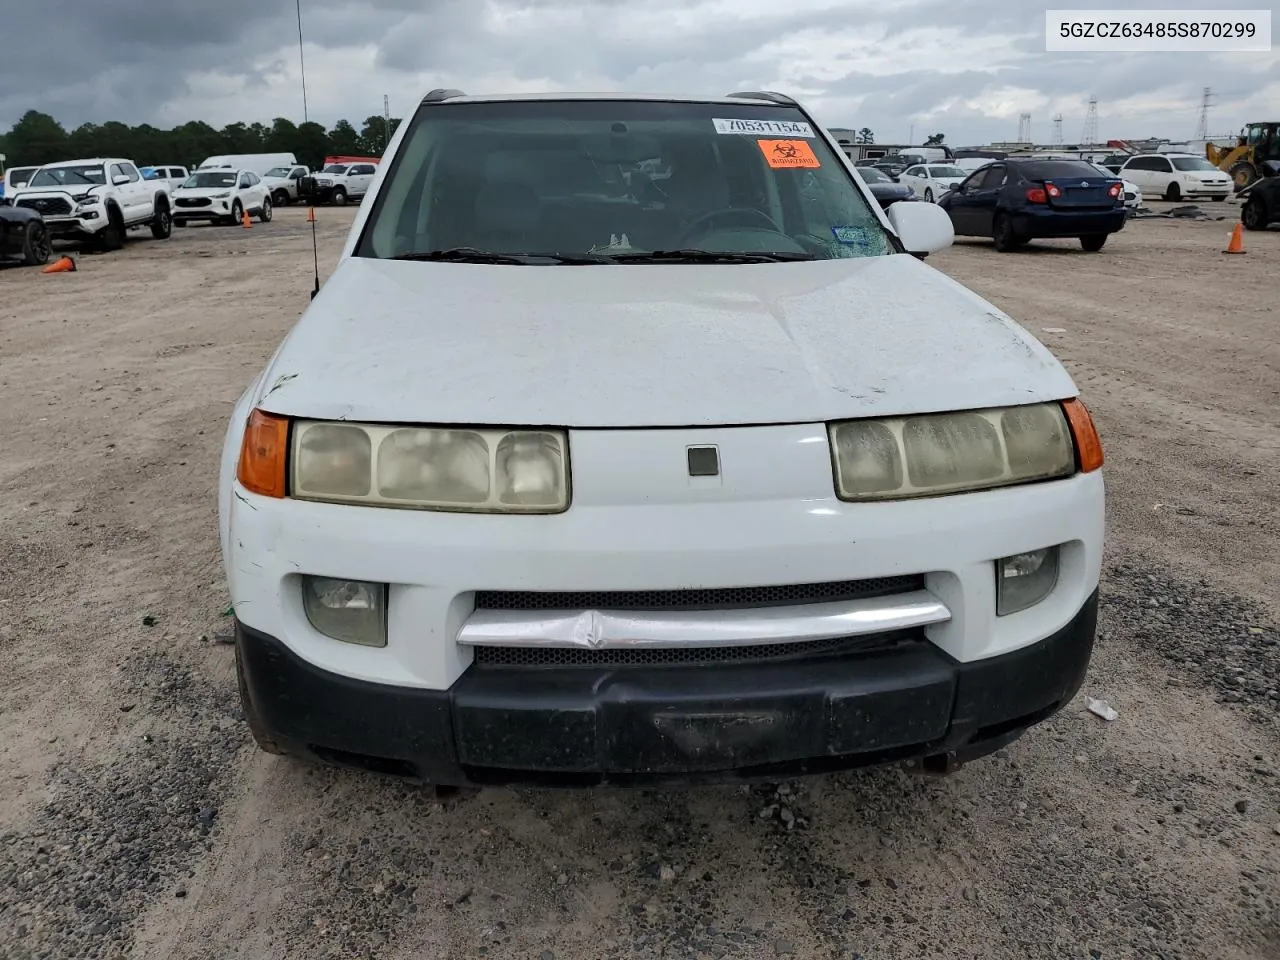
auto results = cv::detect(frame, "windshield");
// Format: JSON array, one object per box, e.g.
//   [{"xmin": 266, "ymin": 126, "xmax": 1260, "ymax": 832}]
[
  {"xmin": 265, "ymin": 166, "xmax": 292, "ymax": 177},
  {"xmin": 323, "ymin": 164, "xmax": 348, "ymax": 174},
  {"xmin": 927, "ymin": 166, "xmax": 965, "ymax": 179},
  {"xmin": 1171, "ymin": 157, "xmax": 1217, "ymax": 171},
  {"xmin": 855, "ymin": 167, "xmax": 890, "ymax": 183},
  {"xmin": 182, "ymin": 171, "xmax": 238, "ymax": 188},
  {"xmin": 356, "ymin": 99, "xmax": 892, "ymax": 263},
  {"xmin": 30, "ymin": 164, "xmax": 105, "ymax": 187}
]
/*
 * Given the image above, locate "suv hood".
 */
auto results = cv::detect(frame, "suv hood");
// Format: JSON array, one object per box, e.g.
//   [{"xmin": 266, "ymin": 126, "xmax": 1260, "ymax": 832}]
[
  {"xmin": 175, "ymin": 186, "xmax": 236, "ymax": 198},
  {"xmin": 256, "ymin": 254, "xmax": 1076, "ymax": 427}
]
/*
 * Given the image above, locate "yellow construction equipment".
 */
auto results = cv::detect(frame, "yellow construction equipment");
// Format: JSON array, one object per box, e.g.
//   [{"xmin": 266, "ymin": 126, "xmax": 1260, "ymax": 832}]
[{"xmin": 1206, "ymin": 122, "xmax": 1280, "ymax": 190}]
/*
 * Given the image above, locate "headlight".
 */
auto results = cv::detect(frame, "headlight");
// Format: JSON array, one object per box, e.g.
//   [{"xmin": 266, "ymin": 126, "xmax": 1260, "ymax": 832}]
[
  {"xmin": 828, "ymin": 402, "xmax": 1075, "ymax": 501},
  {"xmin": 212, "ymin": 192, "xmax": 230, "ymax": 198},
  {"xmin": 290, "ymin": 420, "xmax": 570, "ymax": 513}
]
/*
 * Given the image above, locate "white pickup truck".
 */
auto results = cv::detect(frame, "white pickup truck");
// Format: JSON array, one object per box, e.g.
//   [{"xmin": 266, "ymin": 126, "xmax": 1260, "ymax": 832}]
[
  {"xmin": 8, "ymin": 157, "xmax": 172, "ymax": 250},
  {"xmin": 261, "ymin": 164, "xmax": 311, "ymax": 206}
]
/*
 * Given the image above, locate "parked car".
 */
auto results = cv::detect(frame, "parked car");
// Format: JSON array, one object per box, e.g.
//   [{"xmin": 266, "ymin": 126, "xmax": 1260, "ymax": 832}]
[
  {"xmin": 299, "ymin": 161, "xmax": 379, "ymax": 205},
  {"xmin": 898, "ymin": 163, "xmax": 968, "ymax": 202},
  {"xmin": 141, "ymin": 164, "xmax": 190, "ymax": 192},
  {"xmin": 261, "ymin": 164, "xmax": 312, "ymax": 206},
  {"xmin": 1119, "ymin": 153, "xmax": 1232, "ymax": 202},
  {"xmin": 7, "ymin": 158, "xmax": 172, "ymax": 250},
  {"xmin": 172, "ymin": 168, "xmax": 273, "ymax": 226},
  {"xmin": 0, "ymin": 203, "xmax": 52, "ymax": 266},
  {"xmin": 1, "ymin": 164, "xmax": 40, "ymax": 203},
  {"xmin": 220, "ymin": 88, "xmax": 1105, "ymax": 788},
  {"xmin": 872, "ymin": 154, "xmax": 926, "ymax": 180},
  {"xmin": 1241, "ymin": 160, "xmax": 1280, "ymax": 230},
  {"xmin": 939, "ymin": 157, "xmax": 1127, "ymax": 252},
  {"xmin": 853, "ymin": 165, "xmax": 915, "ymax": 208}
]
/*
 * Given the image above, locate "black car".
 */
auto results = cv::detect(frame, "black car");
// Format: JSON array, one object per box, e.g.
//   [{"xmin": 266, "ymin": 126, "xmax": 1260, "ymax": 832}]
[
  {"xmin": 1241, "ymin": 160, "xmax": 1280, "ymax": 231},
  {"xmin": 853, "ymin": 165, "xmax": 915, "ymax": 209},
  {"xmin": 0, "ymin": 203, "xmax": 52, "ymax": 267},
  {"xmin": 938, "ymin": 158, "xmax": 1128, "ymax": 252}
]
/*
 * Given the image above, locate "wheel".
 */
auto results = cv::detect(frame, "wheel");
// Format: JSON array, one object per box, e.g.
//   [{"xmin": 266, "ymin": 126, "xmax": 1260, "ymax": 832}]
[
  {"xmin": 271, "ymin": 188, "xmax": 290, "ymax": 207},
  {"xmin": 21, "ymin": 220, "xmax": 51, "ymax": 266},
  {"xmin": 258, "ymin": 195, "xmax": 273, "ymax": 223},
  {"xmin": 235, "ymin": 641, "xmax": 284, "ymax": 756},
  {"xmin": 924, "ymin": 188, "xmax": 934, "ymax": 203},
  {"xmin": 97, "ymin": 207, "xmax": 125, "ymax": 251},
  {"xmin": 1079, "ymin": 234, "xmax": 1107, "ymax": 252},
  {"xmin": 1229, "ymin": 161, "xmax": 1259, "ymax": 191},
  {"xmin": 992, "ymin": 213, "xmax": 1024, "ymax": 252},
  {"xmin": 1242, "ymin": 196, "xmax": 1268, "ymax": 231},
  {"xmin": 150, "ymin": 201, "xmax": 172, "ymax": 239},
  {"xmin": 332, "ymin": 187, "xmax": 348, "ymax": 206},
  {"xmin": 230, "ymin": 200, "xmax": 244, "ymax": 225},
  {"xmin": 1163, "ymin": 182, "xmax": 1181, "ymax": 202}
]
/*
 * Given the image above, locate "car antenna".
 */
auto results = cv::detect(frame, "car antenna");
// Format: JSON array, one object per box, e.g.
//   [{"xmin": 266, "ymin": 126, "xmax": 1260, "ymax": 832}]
[{"xmin": 296, "ymin": 0, "xmax": 321, "ymax": 300}]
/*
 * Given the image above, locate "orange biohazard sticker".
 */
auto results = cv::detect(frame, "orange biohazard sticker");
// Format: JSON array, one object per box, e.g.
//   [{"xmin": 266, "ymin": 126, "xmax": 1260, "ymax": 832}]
[{"xmin": 757, "ymin": 139, "xmax": 820, "ymax": 169}]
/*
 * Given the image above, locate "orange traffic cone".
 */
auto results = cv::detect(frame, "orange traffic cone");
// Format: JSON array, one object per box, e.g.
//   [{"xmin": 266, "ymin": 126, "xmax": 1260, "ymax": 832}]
[
  {"xmin": 42, "ymin": 255, "xmax": 76, "ymax": 274},
  {"xmin": 306, "ymin": 207, "xmax": 316, "ymax": 223},
  {"xmin": 242, "ymin": 208, "xmax": 253, "ymax": 229},
  {"xmin": 1223, "ymin": 222, "xmax": 1246, "ymax": 254}
]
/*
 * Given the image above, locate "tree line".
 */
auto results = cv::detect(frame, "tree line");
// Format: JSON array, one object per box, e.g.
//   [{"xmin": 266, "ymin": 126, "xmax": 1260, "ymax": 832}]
[{"xmin": 0, "ymin": 110, "xmax": 404, "ymax": 172}]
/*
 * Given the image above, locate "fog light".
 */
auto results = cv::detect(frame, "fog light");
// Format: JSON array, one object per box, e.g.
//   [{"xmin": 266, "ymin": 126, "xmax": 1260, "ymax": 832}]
[
  {"xmin": 302, "ymin": 576, "xmax": 387, "ymax": 647},
  {"xmin": 996, "ymin": 547, "xmax": 1060, "ymax": 616}
]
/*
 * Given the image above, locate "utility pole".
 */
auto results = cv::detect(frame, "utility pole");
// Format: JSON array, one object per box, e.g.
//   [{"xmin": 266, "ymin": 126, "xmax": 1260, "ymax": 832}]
[
  {"xmin": 1018, "ymin": 113, "xmax": 1032, "ymax": 144},
  {"xmin": 383, "ymin": 94, "xmax": 391, "ymax": 153},
  {"xmin": 1195, "ymin": 87, "xmax": 1213, "ymax": 141}
]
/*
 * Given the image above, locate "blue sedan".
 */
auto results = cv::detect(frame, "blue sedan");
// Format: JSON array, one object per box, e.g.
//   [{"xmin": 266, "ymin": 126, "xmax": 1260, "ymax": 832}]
[{"xmin": 938, "ymin": 158, "xmax": 1128, "ymax": 252}]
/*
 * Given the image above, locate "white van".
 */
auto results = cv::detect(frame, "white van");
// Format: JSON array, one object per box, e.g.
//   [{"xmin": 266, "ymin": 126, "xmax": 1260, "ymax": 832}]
[{"xmin": 197, "ymin": 153, "xmax": 299, "ymax": 180}]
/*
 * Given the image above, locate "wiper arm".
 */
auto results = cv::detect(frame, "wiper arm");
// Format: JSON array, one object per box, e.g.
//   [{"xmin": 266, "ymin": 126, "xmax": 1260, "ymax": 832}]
[
  {"xmin": 610, "ymin": 249, "xmax": 816, "ymax": 264},
  {"xmin": 391, "ymin": 247, "xmax": 618, "ymax": 265}
]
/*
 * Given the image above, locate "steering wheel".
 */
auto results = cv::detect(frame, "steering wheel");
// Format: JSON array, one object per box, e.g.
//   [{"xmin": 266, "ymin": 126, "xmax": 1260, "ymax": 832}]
[{"xmin": 676, "ymin": 207, "xmax": 783, "ymax": 246}]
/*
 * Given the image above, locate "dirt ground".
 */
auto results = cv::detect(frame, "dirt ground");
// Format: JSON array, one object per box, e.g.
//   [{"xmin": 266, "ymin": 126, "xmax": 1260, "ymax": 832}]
[{"xmin": 1, "ymin": 202, "xmax": 1277, "ymax": 960}]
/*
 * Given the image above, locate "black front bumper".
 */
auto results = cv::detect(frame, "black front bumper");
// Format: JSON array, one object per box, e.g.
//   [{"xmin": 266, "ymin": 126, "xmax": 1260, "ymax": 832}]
[{"xmin": 236, "ymin": 592, "xmax": 1098, "ymax": 787}]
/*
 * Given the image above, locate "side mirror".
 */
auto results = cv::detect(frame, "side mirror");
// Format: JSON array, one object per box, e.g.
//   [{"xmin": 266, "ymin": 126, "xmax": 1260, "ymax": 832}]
[
  {"xmin": 112, "ymin": 174, "xmax": 130, "ymax": 186},
  {"xmin": 887, "ymin": 201, "xmax": 954, "ymax": 256},
  {"xmin": 947, "ymin": 183, "xmax": 959, "ymax": 191}
]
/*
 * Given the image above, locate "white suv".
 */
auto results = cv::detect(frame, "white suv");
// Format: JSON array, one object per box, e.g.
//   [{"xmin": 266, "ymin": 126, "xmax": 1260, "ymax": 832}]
[{"xmin": 220, "ymin": 89, "xmax": 1105, "ymax": 787}]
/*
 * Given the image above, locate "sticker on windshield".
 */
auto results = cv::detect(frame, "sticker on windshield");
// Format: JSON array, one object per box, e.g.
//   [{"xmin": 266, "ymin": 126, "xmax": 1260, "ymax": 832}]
[
  {"xmin": 757, "ymin": 139, "xmax": 820, "ymax": 169},
  {"xmin": 831, "ymin": 225, "xmax": 874, "ymax": 247},
  {"xmin": 714, "ymin": 118, "xmax": 815, "ymax": 137}
]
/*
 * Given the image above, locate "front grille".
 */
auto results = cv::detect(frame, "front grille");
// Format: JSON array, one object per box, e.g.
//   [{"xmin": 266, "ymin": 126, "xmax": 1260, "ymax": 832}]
[
  {"xmin": 176, "ymin": 197, "xmax": 212, "ymax": 207},
  {"xmin": 473, "ymin": 629, "xmax": 921, "ymax": 668},
  {"xmin": 1124, "ymin": 191, "xmax": 1137, "ymax": 200},
  {"xmin": 475, "ymin": 575, "xmax": 923, "ymax": 613},
  {"xmin": 18, "ymin": 197, "xmax": 71, "ymax": 216}
]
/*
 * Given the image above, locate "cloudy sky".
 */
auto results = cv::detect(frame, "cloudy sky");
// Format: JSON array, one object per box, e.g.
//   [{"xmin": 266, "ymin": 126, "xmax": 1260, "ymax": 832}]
[{"xmin": 0, "ymin": 0, "xmax": 1274, "ymax": 146}]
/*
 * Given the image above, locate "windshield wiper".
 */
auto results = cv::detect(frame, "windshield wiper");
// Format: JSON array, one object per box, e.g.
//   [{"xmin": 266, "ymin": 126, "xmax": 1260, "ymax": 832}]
[
  {"xmin": 609, "ymin": 249, "xmax": 816, "ymax": 264},
  {"xmin": 392, "ymin": 247, "xmax": 617, "ymax": 265}
]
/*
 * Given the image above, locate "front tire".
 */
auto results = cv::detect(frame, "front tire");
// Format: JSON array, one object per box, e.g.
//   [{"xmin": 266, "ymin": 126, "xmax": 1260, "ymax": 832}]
[
  {"xmin": 150, "ymin": 201, "xmax": 172, "ymax": 239},
  {"xmin": 1163, "ymin": 182, "xmax": 1181, "ymax": 202},
  {"xmin": 97, "ymin": 207, "xmax": 125, "ymax": 251},
  {"xmin": 1242, "ymin": 196, "xmax": 1268, "ymax": 231},
  {"xmin": 271, "ymin": 188, "xmax": 290, "ymax": 207},
  {"xmin": 1229, "ymin": 161, "xmax": 1259, "ymax": 191},
  {"xmin": 924, "ymin": 188, "xmax": 934, "ymax": 203},
  {"xmin": 229, "ymin": 200, "xmax": 244, "ymax": 226},
  {"xmin": 258, "ymin": 196, "xmax": 272, "ymax": 223},
  {"xmin": 22, "ymin": 220, "xmax": 51, "ymax": 266},
  {"xmin": 1079, "ymin": 234, "xmax": 1108, "ymax": 252},
  {"xmin": 331, "ymin": 187, "xmax": 348, "ymax": 206}
]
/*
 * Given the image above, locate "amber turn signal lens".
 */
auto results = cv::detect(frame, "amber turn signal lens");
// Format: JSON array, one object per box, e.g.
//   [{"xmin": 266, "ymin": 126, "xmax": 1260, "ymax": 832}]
[
  {"xmin": 1061, "ymin": 398, "xmax": 1103, "ymax": 472},
  {"xmin": 237, "ymin": 409, "xmax": 290, "ymax": 498}
]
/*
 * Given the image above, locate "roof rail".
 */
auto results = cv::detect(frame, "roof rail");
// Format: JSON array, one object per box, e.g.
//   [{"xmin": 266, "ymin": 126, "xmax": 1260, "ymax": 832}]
[
  {"xmin": 422, "ymin": 88, "xmax": 466, "ymax": 103},
  {"xmin": 726, "ymin": 90, "xmax": 796, "ymax": 105}
]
